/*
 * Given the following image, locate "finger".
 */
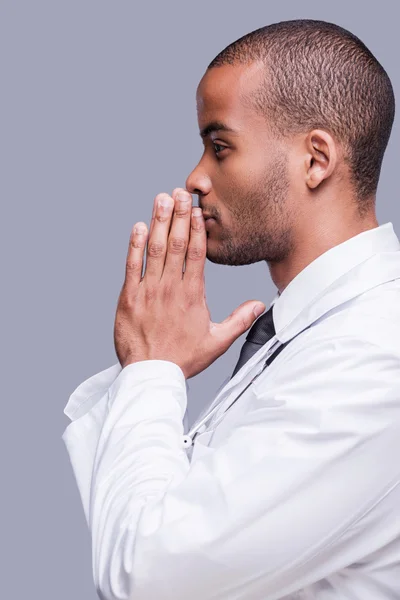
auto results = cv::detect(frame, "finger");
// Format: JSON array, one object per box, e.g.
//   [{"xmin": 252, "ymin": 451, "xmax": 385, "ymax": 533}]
[
  {"xmin": 183, "ymin": 206, "xmax": 206, "ymax": 286},
  {"xmin": 144, "ymin": 193, "xmax": 174, "ymax": 283},
  {"xmin": 163, "ymin": 189, "xmax": 193, "ymax": 277},
  {"xmin": 124, "ymin": 222, "xmax": 148, "ymax": 292}
]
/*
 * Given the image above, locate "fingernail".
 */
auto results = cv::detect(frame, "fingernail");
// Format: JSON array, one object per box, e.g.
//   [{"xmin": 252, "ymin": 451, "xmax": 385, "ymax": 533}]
[
  {"xmin": 159, "ymin": 196, "xmax": 172, "ymax": 208},
  {"xmin": 253, "ymin": 304, "xmax": 265, "ymax": 318},
  {"xmin": 177, "ymin": 191, "xmax": 191, "ymax": 203}
]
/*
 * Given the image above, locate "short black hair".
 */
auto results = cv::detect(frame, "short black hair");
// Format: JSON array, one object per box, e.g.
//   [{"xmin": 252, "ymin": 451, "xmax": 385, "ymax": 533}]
[{"xmin": 208, "ymin": 19, "xmax": 395, "ymax": 214}]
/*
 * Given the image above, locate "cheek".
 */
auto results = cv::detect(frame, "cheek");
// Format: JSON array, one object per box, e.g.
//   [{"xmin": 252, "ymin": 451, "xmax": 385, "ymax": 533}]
[
  {"xmin": 236, "ymin": 148, "xmax": 268, "ymax": 185},
  {"xmin": 221, "ymin": 153, "xmax": 256, "ymax": 189},
  {"xmin": 213, "ymin": 152, "xmax": 266, "ymax": 212}
]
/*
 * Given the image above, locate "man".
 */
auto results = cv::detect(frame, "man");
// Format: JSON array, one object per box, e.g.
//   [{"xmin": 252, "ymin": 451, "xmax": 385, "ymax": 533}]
[{"xmin": 62, "ymin": 19, "xmax": 400, "ymax": 600}]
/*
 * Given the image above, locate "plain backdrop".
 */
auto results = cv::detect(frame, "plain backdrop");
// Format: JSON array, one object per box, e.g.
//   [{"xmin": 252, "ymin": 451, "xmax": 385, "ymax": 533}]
[{"xmin": 1, "ymin": 1, "xmax": 398, "ymax": 598}]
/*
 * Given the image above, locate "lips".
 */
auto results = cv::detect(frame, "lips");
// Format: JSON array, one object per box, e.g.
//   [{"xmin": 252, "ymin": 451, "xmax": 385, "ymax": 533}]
[{"xmin": 205, "ymin": 218, "xmax": 217, "ymax": 231}]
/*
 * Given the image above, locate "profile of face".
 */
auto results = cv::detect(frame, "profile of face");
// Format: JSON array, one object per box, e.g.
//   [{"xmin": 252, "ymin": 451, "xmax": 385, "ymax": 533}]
[{"xmin": 185, "ymin": 61, "xmax": 296, "ymax": 267}]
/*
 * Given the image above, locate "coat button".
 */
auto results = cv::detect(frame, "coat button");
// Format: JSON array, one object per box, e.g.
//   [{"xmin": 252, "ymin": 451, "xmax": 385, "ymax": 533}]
[{"xmin": 182, "ymin": 435, "xmax": 193, "ymax": 448}]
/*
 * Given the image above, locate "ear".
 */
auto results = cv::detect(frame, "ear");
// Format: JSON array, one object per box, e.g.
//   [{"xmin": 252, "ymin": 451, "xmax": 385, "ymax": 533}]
[{"xmin": 305, "ymin": 129, "xmax": 338, "ymax": 190}]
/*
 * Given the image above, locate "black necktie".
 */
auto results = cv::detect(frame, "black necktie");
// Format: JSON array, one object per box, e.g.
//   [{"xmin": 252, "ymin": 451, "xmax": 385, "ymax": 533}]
[{"xmin": 230, "ymin": 305, "xmax": 276, "ymax": 379}]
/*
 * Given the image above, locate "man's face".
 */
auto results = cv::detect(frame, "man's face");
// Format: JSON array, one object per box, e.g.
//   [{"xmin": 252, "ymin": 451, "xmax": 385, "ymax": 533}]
[{"xmin": 186, "ymin": 61, "xmax": 296, "ymax": 266}]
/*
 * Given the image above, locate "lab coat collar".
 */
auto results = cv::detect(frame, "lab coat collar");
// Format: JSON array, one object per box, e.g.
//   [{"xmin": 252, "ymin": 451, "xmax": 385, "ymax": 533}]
[{"xmin": 270, "ymin": 222, "xmax": 400, "ymax": 344}]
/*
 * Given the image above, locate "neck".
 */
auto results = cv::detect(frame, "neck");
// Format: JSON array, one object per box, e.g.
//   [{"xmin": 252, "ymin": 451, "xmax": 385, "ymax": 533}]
[{"xmin": 268, "ymin": 207, "xmax": 379, "ymax": 294}]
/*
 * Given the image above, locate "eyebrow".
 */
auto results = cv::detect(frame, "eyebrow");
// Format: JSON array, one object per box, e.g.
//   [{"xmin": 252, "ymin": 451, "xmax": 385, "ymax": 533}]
[{"xmin": 199, "ymin": 121, "xmax": 238, "ymax": 139}]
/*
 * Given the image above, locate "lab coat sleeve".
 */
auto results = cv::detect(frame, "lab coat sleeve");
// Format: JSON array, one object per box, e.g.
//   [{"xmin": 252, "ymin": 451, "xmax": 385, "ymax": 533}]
[
  {"xmin": 62, "ymin": 338, "xmax": 400, "ymax": 600},
  {"xmin": 62, "ymin": 361, "xmax": 190, "ymax": 528}
]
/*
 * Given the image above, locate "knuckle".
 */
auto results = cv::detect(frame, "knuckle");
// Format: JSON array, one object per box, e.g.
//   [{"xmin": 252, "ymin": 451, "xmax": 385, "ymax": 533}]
[
  {"xmin": 163, "ymin": 284, "xmax": 174, "ymax": 300},
  {"xmin": 126, "ymin": 260, "xmax": 143, "ymax": 274},
  {"xmin": 191, "ymin": 220, "xmax": 203, "ymax": 231},
  {"xmin": 240, "ymin": 316, "xmax": 248, "ymax": 330},
  {"xmin": 155, "ymin": 213, "xmax": 170, "ymax": 223},
  {"xmin": 147, "ymin": 241, "xmax": 164, "ymax": 258},
  {"xmin": 185, "ymin": 290, "xmax": 198, "ymax": 307},
  {"xmin": 131, "ymin": 238, "xmax": 145, "ymax": 249},
  {"xmin": 144, "ymin": 285, "xmax": 157, "ymax": 302},
  {"xmin": 186, "ymin": 246, "xmax": 205, "ymax": 261},
  {"xmin": 168, "ymin": 237, "xmax": 187, "ymax": 254},
  {"xmin": 119, "ymin": 292, "xmax": 133, "ymax": 310},
  {"xmin": 174, "ymin": 206, "xmax": 190, "ymax": 217}
]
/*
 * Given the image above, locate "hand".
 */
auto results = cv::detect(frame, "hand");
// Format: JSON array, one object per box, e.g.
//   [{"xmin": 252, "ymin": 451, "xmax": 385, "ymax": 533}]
[{"xmin": 113, "ymin": 188, "xmax": 266, "ymax": 379}]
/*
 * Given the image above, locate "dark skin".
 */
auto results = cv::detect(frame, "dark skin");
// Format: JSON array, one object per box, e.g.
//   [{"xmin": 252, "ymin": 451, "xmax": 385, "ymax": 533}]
[
  {"xmin": 185, "ymin": 60, "xmax": 379, "ymax": 294},
  {"xmin": 114, "ymin": 60, "xmax": 379, "ymax": 377}
]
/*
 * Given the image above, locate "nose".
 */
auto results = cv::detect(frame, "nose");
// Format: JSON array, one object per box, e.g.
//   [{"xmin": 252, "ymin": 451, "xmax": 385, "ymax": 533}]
[{"xmin": 185, "ymin": 162, "xmax": 212, "ymax": 198}]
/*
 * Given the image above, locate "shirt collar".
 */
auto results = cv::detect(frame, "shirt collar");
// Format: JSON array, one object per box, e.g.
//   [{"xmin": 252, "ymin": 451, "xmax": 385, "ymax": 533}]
[{"xmin": 270, "ymin": 222, "xmax": 400, "ymax": 343}]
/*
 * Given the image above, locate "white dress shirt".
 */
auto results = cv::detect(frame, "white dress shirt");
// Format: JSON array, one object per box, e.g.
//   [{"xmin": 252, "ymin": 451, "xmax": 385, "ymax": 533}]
[{"xmin": 62, "ymin": 222, "xmax": 400, "ymax": 600}]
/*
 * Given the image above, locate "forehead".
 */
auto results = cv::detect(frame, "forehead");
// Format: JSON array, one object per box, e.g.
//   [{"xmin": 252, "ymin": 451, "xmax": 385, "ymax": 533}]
[{"xmin": 196, "ymin": 61, "xmax": 265, "ymax": 129}]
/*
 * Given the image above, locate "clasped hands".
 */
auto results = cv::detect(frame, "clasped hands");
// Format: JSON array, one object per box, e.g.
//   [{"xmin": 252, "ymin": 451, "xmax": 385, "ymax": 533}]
[{"xmin": 114, "ymin": 188, "xmax": 266, "ymax": 379}]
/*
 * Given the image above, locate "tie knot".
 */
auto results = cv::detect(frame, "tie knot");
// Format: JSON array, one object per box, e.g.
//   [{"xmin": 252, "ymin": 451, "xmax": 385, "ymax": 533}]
[{"xmin": 246, "ymin": 305, "xmax": 276, "ymax": 346}]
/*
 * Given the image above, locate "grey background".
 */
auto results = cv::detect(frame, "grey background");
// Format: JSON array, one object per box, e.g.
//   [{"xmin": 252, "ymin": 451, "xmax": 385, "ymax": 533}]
[{"xmin": 1, "ymin": 1, "xmax": 398, "ymax": 598}]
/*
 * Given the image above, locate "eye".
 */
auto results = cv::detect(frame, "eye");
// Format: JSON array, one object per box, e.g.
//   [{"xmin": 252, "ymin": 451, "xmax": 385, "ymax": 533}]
[{"xmin": 213, "ymin": 142, "xmax": 227, "ymax": 157}]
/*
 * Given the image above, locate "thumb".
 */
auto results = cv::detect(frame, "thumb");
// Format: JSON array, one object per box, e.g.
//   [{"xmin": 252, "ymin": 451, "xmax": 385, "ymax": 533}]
[{"xmin": 211, "ymin": 300, "xmax": 266, "ymax": 352}]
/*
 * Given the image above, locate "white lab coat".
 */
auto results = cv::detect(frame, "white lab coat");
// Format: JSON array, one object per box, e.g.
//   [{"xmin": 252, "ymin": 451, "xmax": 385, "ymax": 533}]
[{"xmin": 62, "ymin": 222, "xmax": 400, "ymax": 599}]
